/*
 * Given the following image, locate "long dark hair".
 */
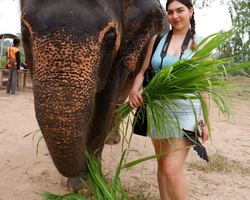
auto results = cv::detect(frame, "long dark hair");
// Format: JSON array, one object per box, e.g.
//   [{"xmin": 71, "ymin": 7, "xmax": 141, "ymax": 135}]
[{"xmin": 166, "ymin": 0, "xmax": 196, "ymax": 50}]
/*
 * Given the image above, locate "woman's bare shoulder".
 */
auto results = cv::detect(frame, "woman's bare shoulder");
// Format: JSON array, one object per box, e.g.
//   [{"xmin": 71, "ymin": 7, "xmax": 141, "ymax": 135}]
[{"xmin": 194, "ymin": 34, "xmax": 209, "ymax": 49}]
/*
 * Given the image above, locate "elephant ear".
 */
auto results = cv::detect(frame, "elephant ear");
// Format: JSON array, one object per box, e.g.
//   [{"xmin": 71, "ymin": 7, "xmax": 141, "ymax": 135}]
[{"xmin": 120, "ymin": 0, "xmax": 168, "ymax": 72}]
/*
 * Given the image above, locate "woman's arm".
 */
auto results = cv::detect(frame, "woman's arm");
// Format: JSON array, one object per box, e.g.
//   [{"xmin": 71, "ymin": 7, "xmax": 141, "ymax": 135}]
[
  {"xmin": 200, "ymin": 91, "xmax": 212, "ymax": 144},
  {"xmin": 198, "ymin": 37, "xmax": 212, "ymax": 143},
  {"xmin": 129, "ymin": 35, "xmax": 157, "ymax": 108}
]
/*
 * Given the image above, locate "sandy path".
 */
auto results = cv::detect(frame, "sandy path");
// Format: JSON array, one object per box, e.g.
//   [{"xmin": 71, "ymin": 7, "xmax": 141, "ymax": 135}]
[{"xmin": 0, "ymin": 76, "xmax": 249, "ymax": 200}]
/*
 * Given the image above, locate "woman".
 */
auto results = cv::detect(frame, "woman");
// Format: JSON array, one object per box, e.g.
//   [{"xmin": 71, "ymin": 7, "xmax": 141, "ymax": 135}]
[{"xmin": 129, "ymin": 0, "xmax": 212, "ymax": 199}]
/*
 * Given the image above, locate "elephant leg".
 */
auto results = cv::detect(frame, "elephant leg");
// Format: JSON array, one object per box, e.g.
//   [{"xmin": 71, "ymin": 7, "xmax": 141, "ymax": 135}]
[
  {"xmin": 67, "ymin": 172, "xmax": 91, "ymax": 196},
  {"xmin": 105, "ymin": 111, "xmax": 121, "ymax": 145},
  {"xmin": 105, "ymin": 129, "xmax": 121, "ymax": 145}
]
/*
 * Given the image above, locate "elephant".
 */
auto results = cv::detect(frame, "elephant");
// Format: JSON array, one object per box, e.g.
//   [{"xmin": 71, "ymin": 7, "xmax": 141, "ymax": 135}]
[{"xmin": 20, "ymin": 0, "xmax": 169, "ymax": 193}]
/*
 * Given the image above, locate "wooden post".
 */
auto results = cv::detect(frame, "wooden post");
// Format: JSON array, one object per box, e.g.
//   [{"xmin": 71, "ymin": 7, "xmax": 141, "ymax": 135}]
[
  {"xmin": 0, "ymin": 35, "xmax": 4, "ymax": 61},
  {"xmin": 0, "ymin": 70, "xmax": 3, "ymax": 88},
  {"xmin": 24, "ymin": 72, "xmax": 27, "ymax": 87},
  {"xmin": 19, "ymin": 70, "xmax": 29, "ymax": 91},
  {"xmin": 19, "ymin": 70, "xmax": 24, "ymax": 92}
]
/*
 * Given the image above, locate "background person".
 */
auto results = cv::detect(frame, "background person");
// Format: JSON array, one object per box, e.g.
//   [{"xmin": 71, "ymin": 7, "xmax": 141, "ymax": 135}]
[
  {"xmin": 6, "ymin": 38, "xmax": 21, "ymax": 95},
  {"xmin": 129, "ymin": 0, "xmax": 212, "ymax": 199},
  {"xmin": 21, "ymin": 61, "xmax": 28, "ymax": 69}
]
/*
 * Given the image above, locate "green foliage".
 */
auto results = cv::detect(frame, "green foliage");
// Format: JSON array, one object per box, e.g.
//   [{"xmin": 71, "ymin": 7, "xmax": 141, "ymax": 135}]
[
  {"xmin": 229, "ymin": 0, "xmax": 250, "ymax": 43},
  {"xmin": 39, "ymin": 148, "xmax": 182, "ymax": 199},
  {"xmin": 3, "ymin": 39, "xmax": 11, "ymax": 47},
  {"xmin": 216, "ymin": 0, "xmax": 250, "ymax": 73},
  {"xmin": 23, "ymin": 130, "xmax": 43, "ymax": 156},
  {"xmin": 39, "ymin": 191, "xmax": 87, "ymax": 200},
  {"xmin": 39, "ymin": 150, "xmax": 131, "ymax": 200},
  {"xmin": 0, "ymin": 56, "xmax": 6, "ymax": 68},
  {"xmin": 191, "ymin": 0, "xmax": 224, "ymax": 9}
]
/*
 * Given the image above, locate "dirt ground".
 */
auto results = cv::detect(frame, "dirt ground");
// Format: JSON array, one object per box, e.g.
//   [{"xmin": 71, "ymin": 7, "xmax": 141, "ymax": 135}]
[{"xmin": 0, "ymin": 76, "xmax": 250, "ymax": 200}]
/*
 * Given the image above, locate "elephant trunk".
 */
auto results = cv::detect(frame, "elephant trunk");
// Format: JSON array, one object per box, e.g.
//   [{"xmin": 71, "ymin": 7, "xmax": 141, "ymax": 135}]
[
  {"xmin": 33, "ymin": 36, "xmax": 100, "ymax": 177},
  {"xmin": 35, "ymin": 86, "xmax": 91, "ymax": 177}
]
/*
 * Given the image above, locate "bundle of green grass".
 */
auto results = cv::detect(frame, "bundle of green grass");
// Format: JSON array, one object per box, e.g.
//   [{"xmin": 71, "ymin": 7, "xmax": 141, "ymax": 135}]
[{"xmin": 40, "ymin": 151, "xmax": 132, "ymax": 200}]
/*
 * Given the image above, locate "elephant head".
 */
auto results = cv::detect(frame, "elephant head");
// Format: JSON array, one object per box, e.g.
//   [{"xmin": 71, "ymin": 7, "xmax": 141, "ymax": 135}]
[{"xmin": 20, "ymin": 0, "xmax": 168, "ymax": 193}]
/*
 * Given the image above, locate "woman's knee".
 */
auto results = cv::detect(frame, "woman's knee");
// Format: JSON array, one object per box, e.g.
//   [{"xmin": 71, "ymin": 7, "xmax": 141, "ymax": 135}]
[
  {"xmin": 157, "ymin": 156, "xmax": 184, "ymax": 182},
  {"xmin": 163, "ymin": 165, "xmax": 182, "ymax": 183}
]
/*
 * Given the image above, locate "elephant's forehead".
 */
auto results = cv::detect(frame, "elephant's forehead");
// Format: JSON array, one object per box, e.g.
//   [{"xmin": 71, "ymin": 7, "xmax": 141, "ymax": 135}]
[
  {"xmin": 31, "ymin": 19, "xmax": 120, "ymax": 63},
  {"xmin": 31, "ymin": 32, "xmax": 100, "ymax": 88},
  {"xmin": 21, "ymin": 2, "xmax": 121, "ymax": 39},
  {"xmin": 30, "ymin": 18, "xmax": 121, "ymax": 70}
]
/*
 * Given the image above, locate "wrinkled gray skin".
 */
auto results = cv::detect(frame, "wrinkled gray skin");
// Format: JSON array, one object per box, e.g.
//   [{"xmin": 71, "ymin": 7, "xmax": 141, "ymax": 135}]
[{"xmin": 20, "ymin": 0, "xmax": 169, "ymax": 193}]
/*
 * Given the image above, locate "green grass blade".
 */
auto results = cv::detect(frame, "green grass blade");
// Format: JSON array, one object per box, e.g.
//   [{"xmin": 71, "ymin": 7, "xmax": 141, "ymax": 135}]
[
  {"xmin": 122, "ymin": 146, "xmax": 192, "ymax": 168},
  {"xmin": 111, "ymin": 150, "xmax": 127, "ymax": 197}
]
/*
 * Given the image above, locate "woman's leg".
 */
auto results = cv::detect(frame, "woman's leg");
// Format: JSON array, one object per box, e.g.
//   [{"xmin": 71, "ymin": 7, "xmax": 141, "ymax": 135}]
[{"xmin": 152, "ymin": 138, "xmax": 190, "ymax": 200}]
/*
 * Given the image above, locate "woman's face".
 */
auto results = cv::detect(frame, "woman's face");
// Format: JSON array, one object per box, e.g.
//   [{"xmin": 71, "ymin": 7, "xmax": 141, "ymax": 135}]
[{"xmin": 166, "ymin": 1, "xmax": 193, "ymax": 31}]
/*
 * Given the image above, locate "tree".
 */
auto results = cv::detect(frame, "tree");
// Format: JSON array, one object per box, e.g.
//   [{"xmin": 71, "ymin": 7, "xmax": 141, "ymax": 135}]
[
  {"xmin": 228, "ymin": 0, "xmax": 250, "ymax": 61},
  {"xmin": 191, "ymin": 0, "xmax": 225, "ymax": 9},
  {"xmin": 215, "ymin": 1, "xmax": 249, "ymax": 66},
  {"xmin": 4, "ymin": 40, "xmax": 11, "ymax": 47}
]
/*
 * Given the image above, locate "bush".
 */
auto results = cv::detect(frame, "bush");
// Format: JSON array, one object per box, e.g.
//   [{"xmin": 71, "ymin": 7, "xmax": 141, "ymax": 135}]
[{"xmin": 0, "ymin": 56, "xmax": 7, "ymax": 68}]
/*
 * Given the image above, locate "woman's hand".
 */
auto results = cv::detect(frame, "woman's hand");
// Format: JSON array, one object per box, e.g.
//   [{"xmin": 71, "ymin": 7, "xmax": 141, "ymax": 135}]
[
  {"xmin": 129, "ymin": 89, "xmax": 144, "ymax": 109},
  {"xmin": 201, "ymin": 124, "xmax": 210, "ymax": 144}
]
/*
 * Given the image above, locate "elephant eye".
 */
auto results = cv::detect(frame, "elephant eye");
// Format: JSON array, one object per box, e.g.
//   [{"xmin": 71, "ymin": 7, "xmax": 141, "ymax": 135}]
[{"xmin": 104, "ymin": 28, "xmax": 116, "ymax": 41}]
